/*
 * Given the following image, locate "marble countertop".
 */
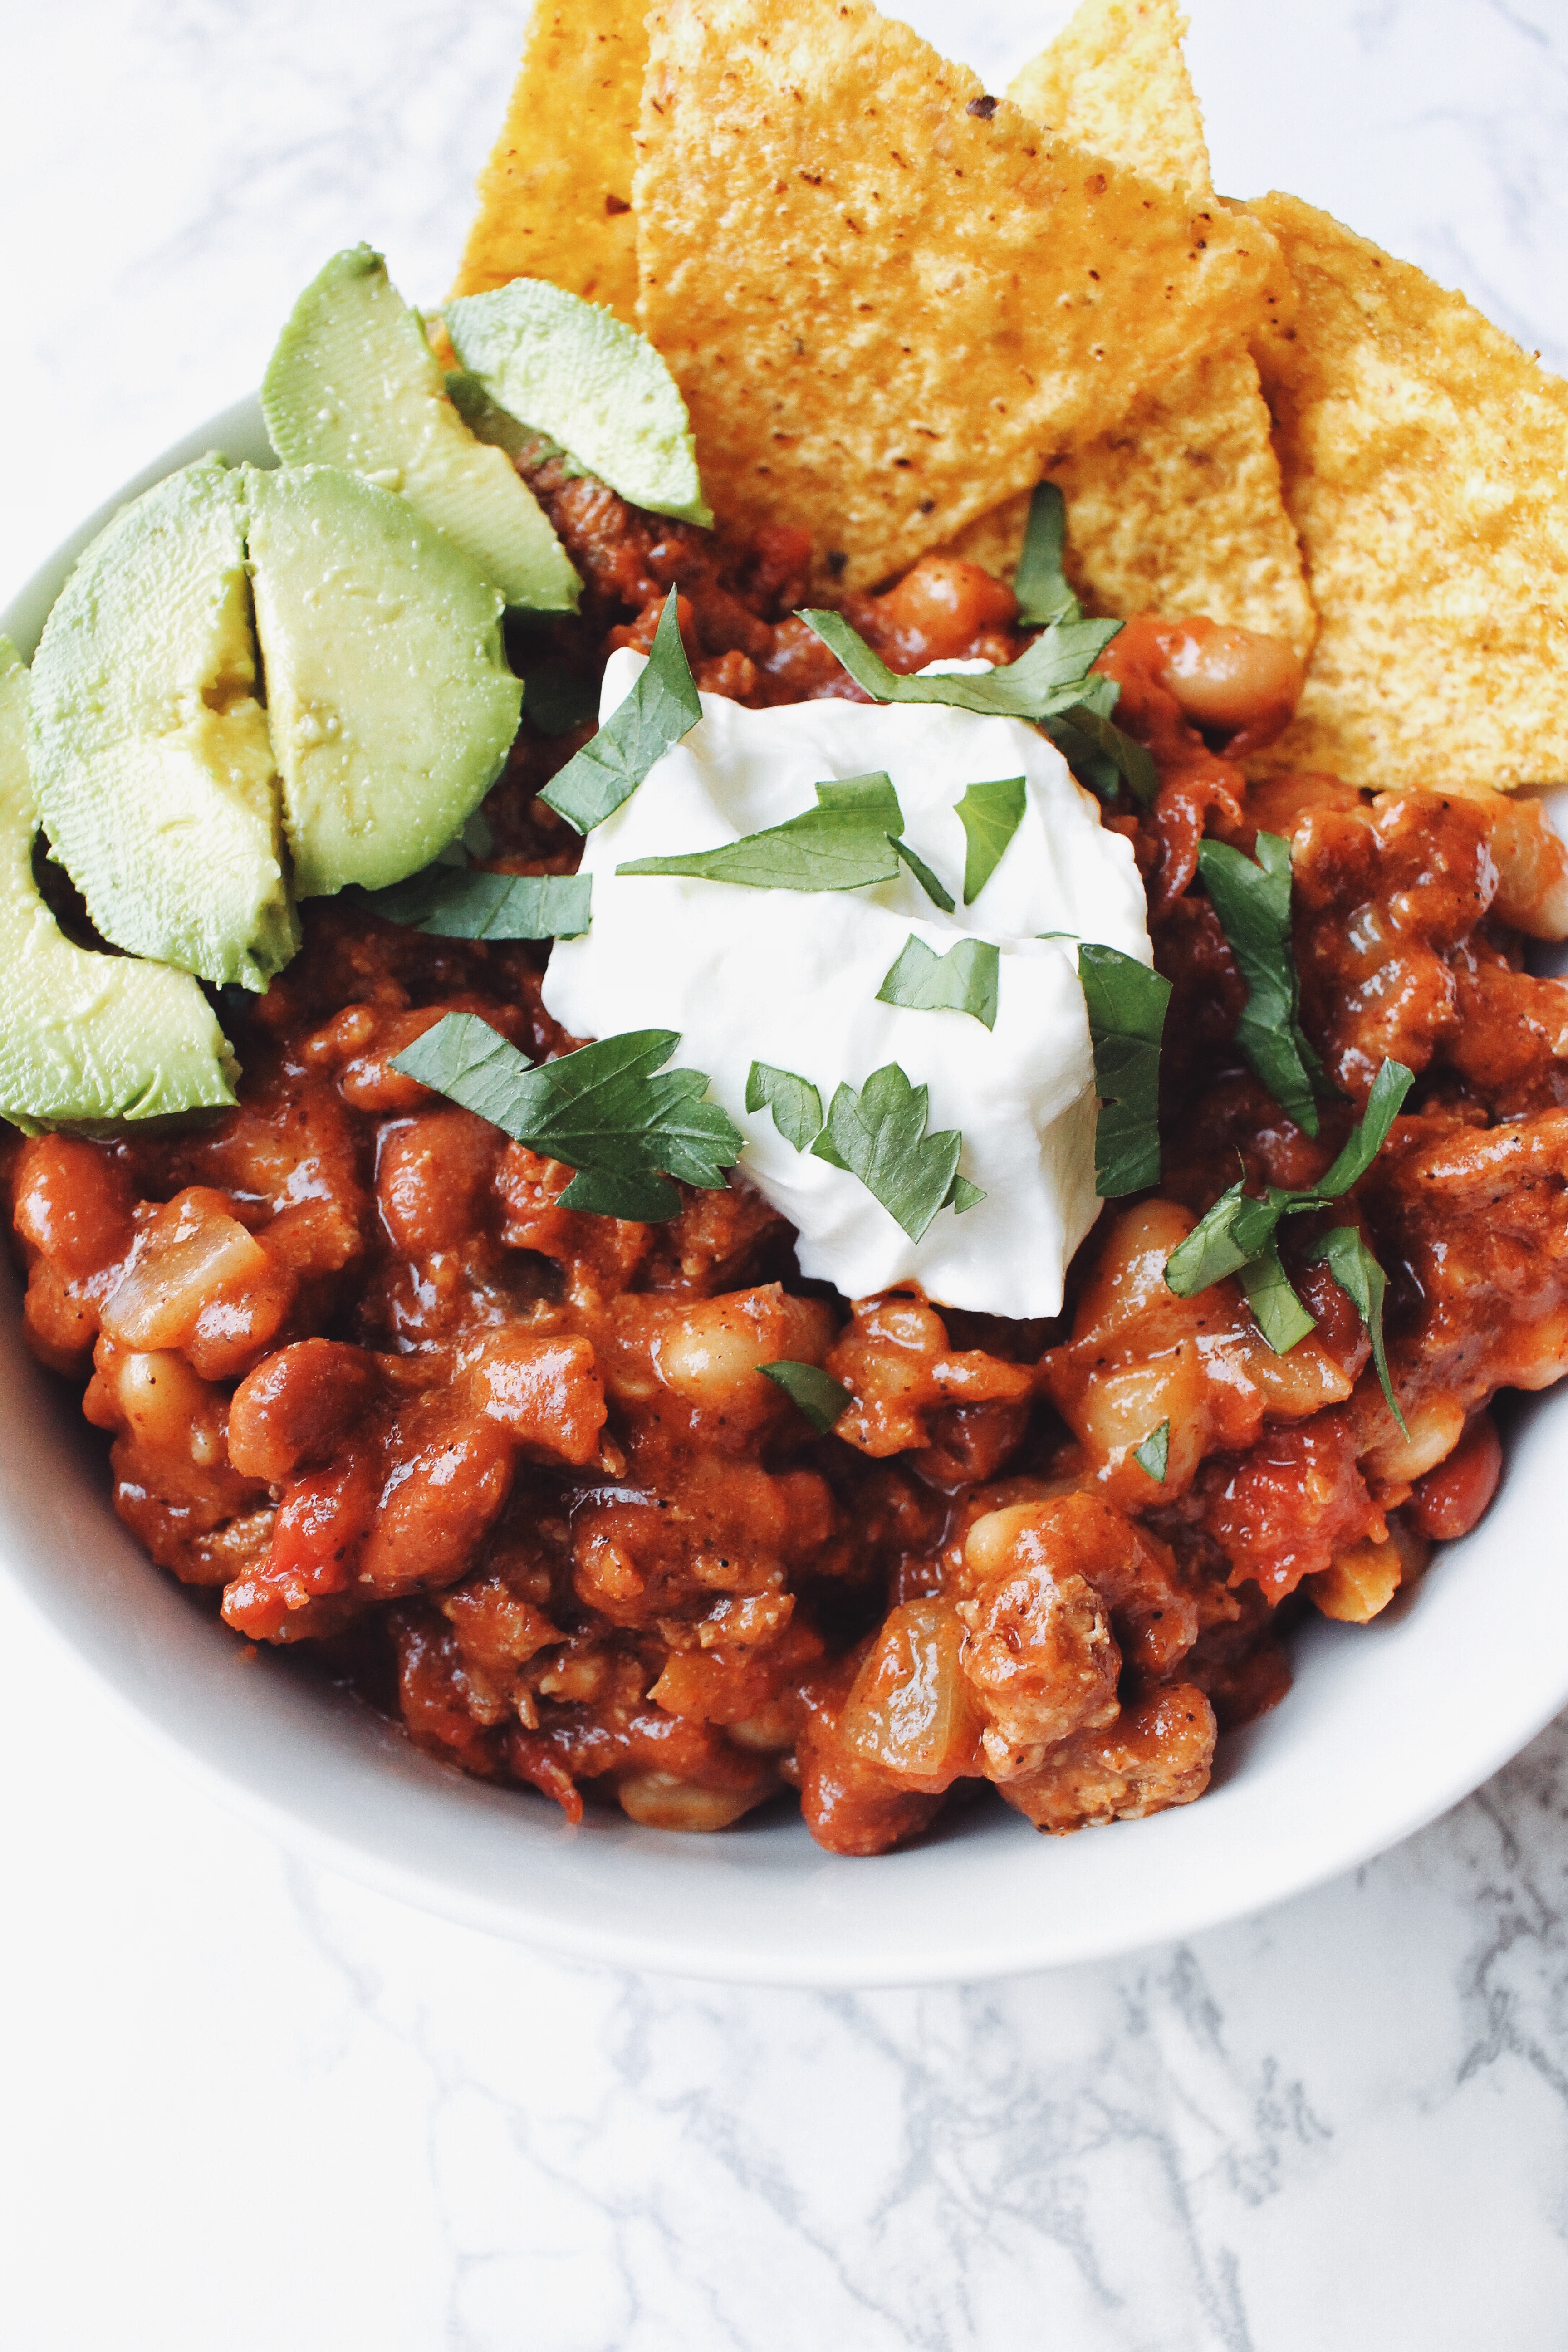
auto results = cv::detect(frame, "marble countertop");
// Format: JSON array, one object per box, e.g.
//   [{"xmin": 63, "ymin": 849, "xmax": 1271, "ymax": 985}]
[{"xmin": 4, "ymin": 3, "xmax": 1568, "ymax": 2344}]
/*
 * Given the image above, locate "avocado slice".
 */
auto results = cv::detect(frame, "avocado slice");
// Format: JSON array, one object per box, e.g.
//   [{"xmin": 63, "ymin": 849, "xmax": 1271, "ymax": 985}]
[
  {"xmin": 262, "ymin": 245, "xmax": 580, "ymax": 613},
  {"xmin": 445, "ymin": 279, "xmax": 712, "ymax": 528},
  {"xmin": 0, "ymin": 638, "xmax": 238, "ymax": 1131},
  {"xmin": 245, "ymin": 464, "xmax": 524, "ymax": 896},
  {"xmin": 445, "ymin": 369, "xmax": 544, "ymax": 466},
  {"xmin": 28, "ymin": 455, "xmax": 299, "ymax": 993}
]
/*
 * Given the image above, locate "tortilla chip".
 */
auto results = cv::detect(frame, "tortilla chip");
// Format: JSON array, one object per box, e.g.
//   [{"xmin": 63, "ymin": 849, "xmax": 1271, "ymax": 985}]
[
  {"xmin": 1249, "ymin": 193, "xmax": 1568, "ymax": 790},
  {"xmin": 1009, "ymin": 0, "xmax": 1209, "ymax": 193},
  {"xmin": 450, "ymin": 0, "xmax": 646, "ymax": 320},
  {"xmin": 633, "ymin": 0, "xmax": 1283, "ymax": 593},
  {"xmin": 950, "ymin": 0, "xmax": 1315, "ymax": 657}
]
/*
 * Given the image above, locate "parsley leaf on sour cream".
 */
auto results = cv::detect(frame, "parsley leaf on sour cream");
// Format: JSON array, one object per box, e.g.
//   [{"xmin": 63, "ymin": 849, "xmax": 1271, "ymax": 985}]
[
  {"xmin": 890, "ymin": 834, "xmax": 957, "ymax": 913},
  {"xmin": 1076, "ymin": 942, "xmax": 1172, "ymax": 1198},
  {"xmin": 1197, "ymin": 831, "xmax": 1325, "ymax": 1134},
  {"xmin": 955, "ymin": 775, "xmax": 1026, "ymax": 902},
  {"xmin": 539, "ymin": 588, "xmax": 700, "ymax": 833},
  {"xmin": 759, "ymin": 1360, "xmax": 852, "ymax": 1433},
  {"xmin": 876, "ymin": 933, "xmax": 1000, "ymax": 1029},
  {"xmin": 618, "ymin": 770, "xmax": 900, "ymax": 892},
  {"xmin": 392, "ymin": 1012, "xmax": 741, "ymax": 1221},
  {"xmin": 747, "ymin": 1054, "xmax": 984, "ymax": 1225},
  {"xmin": 368, "ymin": 866, "xmax": 592, "ymax": 940},
  {"xmin": 810, "ymin": 1060, "xmax": 980, "ymax": 1241},
  {"xmin": 617, "ymin": 771, "xmax": 956, "ymax": 908},
  {"xmin": 745, "ymin": 1060, "xmax": 825, "ymax": 1152}
]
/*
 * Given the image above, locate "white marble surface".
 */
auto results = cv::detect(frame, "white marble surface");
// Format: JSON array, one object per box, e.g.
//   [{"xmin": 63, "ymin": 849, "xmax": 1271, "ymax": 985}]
[{"xmin": 4, "ymin": 3, "xmax": 1568, "ymax": 2345}]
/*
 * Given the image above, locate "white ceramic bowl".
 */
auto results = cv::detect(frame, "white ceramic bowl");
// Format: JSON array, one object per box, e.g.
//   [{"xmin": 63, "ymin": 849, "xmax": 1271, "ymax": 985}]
[{"xmin": 5, "ymin": 399, "xmax": 1567, "ymax": 1987}]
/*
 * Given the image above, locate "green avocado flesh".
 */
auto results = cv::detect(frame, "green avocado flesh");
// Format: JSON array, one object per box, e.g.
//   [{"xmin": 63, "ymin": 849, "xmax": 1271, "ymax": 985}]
[
  {"xmin": 29, "ymin": 455, "xmax": 299, "ymax": 991},
  {"xmin": 246, "ymin": 464, "xmax": 524, "ymax": 897},
  {"xmin": 262, "ymin": 245, "xmax": 580, "ymax": 613},
  {"xmin": 0, "ymin": 639, "xmax": 238, "ymax": 1130},
  {"xmin": 445, "ymin": 278, "xmax": 712, "ymax": 528}
]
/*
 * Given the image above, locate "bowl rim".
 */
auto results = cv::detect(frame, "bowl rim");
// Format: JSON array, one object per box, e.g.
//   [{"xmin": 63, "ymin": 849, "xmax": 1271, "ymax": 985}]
[{"xmin": 5, "ymin": 396, "xmax": 1568, "ymax": 1989}]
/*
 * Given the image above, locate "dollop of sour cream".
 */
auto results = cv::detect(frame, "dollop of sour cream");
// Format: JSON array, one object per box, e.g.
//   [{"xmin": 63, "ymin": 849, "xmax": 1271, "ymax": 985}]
[{"xmin": 542, "ymin": 650, "xmax": 1152, "ymax": 1317}]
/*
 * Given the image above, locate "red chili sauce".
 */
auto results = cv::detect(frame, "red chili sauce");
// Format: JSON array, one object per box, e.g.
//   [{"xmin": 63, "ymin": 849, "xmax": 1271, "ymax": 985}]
[{"xmin": 9, "ymin": 452, "xmax": 1567, "ymax": 1852}]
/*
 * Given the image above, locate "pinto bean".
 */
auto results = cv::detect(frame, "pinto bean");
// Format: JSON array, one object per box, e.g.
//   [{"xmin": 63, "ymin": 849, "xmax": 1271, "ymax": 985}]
[
  {"xmin": 228, "ymin": 1339, "xmax": 383, "ymax": 1485},
  {"xmin": 1358, "ymin": 1389, "xmax": 1466, "ymax": 1488},
  {"xmin": 21, "ymin": 1261, "xmax": 101, "ymax": 1375},
  {"xmin": 377, "ymin": 1110, "xmax": 502, "ymax": 1258},
  {"xmin": 13, "ymin": 1136, "xmax": 134, "ymax": 1279},
  {"xmin": 1039, "ymin": 1200, "xmax": 1353, "ymax": 1502},
  {"xmin": 616, "ymin": 1766, "xmax": 778, "ymax": 1832},
  {"xmin": 1306, "ymin": 1535, "xmax": 1404, "ymax": 1623},
  {"xmin": 108, "ymin": 1347, "xmax": 229, "ymax": 1462},
  {"xmin": 1409, "ymin": 1411, "xmax": 1503, "ymax": 1540},
  {"xmin": 87, "ymin": 1344, "xmax": 265, "ymax": 1580},
  {"xmin": 357, "ymin": 1422, "xmax": 515, "ymax": 1598}
]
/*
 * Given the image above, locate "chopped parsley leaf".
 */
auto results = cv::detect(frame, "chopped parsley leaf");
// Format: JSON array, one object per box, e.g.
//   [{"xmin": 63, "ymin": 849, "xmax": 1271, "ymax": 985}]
[
  {"xmin": 1237, "ymin": 1235, "xmax": 1319, "ymax": 1355},
  {"xmin": 799, "ymin": 605, "xmax": 1120, "ymax": 723},
  {"xmin": 618, "ymin": 771, "xmax": 954, "ymax": 906},
  {"xmin": 1164, "ymin": 1059, "xmax": 1414, "ymax": 1365},
  {"xmin": 1197, "ymin": 831, "xmax": 1324, "ymax": 1135},
  {"xmin": 800, "ymin": 605, "xmax": 1158, "ymax": 809},
  {"xmin": 745, "ymin": 1060, "xmax": 824, "ymax": 1152},
  {"xmin": 1040, "ymin": 695, "xmax": 1160, "ymax": 809},
  {"xmin": 876, "ymin": 933, "xmax": 1000, "ymax": 1029},
  {"xmin": 749, "ymin": 1053, "xmax": 984, "ymax": 1230},
  {"xmin": 891, "ymin": 835, "xmax": 957, "ymax": 913},
  {"xmin": 392, "ymin": 1013, "xmax": 740, "ymax": 1221},
  {"xmin": 810, "ymin": 1061, "xmax": 969, "ymax": 1241},
  {"xmin": 1077, "ymin": 943, "xmax": 1171, "ymax": 1198},
  {"xmin": 759, "ymin": 1361, "xmax": 852, "ymax": 1434},
  {"xmin": 956, "ymin": 776, "xmax": 1026, "ymax": 902},
  {"xmin": 1012, "ymin": 482, "xmax": 1080, "ymax": 627},
  {"xmin": 367, "ymin": 866, "xmax": 591, "ymax": 940},
  {"xmin": 539, "ymin": 588, "xmax": 700, "ymax": 833},
  {"xmin": 1133, "ymin": 1419, "xmax": 1170, "ymax": 1482},
  {"xmin": 1303, "ymin": 1223, "xmax": 1409, "ymax": 1436}
]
